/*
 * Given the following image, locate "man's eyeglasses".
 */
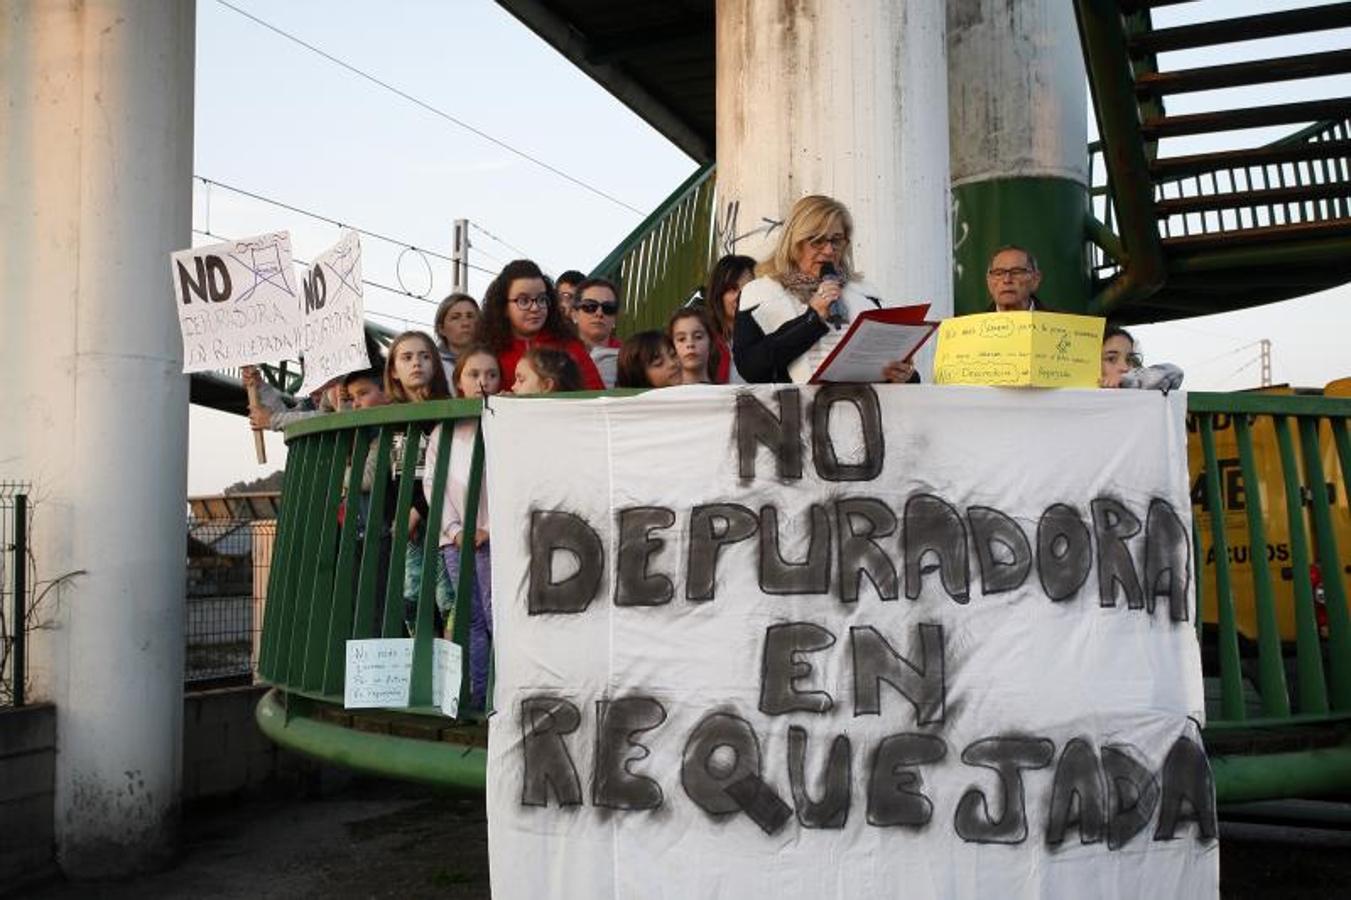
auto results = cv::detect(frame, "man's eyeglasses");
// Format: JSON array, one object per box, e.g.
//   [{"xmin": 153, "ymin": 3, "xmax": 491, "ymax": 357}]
[
  {"xmin": 987, "ymin": 267, "xmax": 1034, "ymax": 280},
  {"xmin": 807, "ymin": 234, "xmax": 848, "ymax": 250},
  {"xmin": 577, "ymin": 300, "xmax": 619, "ymax": 316},
  {"xmin": 510, "ymin": 294, "xmax": 550, "ymax": 310}
]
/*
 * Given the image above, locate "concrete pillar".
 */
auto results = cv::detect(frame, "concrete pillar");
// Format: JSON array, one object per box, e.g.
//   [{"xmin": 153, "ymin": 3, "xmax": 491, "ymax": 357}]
[
  {"xmin": 716, "ymin": 0, "xmax": 952, "ymax": 370},
  {"xmin": 0, "ymin": 0, "xmax": 195, "ymax": 877},
  {"xmin": 948, "ymin": 0, "xmax": 1089, "ymax": 314}
]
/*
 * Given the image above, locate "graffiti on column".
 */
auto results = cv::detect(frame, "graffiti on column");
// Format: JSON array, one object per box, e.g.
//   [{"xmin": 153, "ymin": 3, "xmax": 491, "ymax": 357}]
[
  {"xmin": 719, "ymin": 199, "xmax": 784, "ymax": 255},
  {"xmin": 951, "ymin": 196, "xmax": 970, "ymax": 279}
]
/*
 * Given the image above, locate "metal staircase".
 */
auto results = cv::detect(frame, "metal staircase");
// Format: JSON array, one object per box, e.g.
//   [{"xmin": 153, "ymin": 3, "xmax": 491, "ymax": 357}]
[{"xmin": 1080, "ymin": 0, "xmax": 1351, "ymax": 321}]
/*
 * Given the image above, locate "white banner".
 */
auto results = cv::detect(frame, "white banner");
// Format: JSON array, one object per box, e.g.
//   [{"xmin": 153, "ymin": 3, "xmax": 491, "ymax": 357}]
[
  {"xmin": 170, "ymin": 231, "xmax": 301, "ymax": 373},
  {"xmin": 298, "ymin": 229, "xmax": 371, "ymax": 394},
  {"xmin": 484, "ymin": 385, "xmax": 1218, "ymax": 900}
]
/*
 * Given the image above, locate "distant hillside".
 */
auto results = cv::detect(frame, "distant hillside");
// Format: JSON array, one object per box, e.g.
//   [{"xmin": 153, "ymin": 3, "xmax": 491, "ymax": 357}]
[{"xmin": 223, "ymin": 470, "xmax": 285, "ymax": 494}]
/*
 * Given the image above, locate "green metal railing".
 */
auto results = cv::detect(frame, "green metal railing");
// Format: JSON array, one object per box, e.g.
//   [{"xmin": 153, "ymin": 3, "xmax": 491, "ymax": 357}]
[
  {"xmin": 257, "ymin": 397, "xmax": 486, "ymax": 718},
  {"xmin": 257, "ymin": 390, "xmax": 1351, "ymax": 800},
  {"xmin": 590, "ymin": 163, "xmax": 717, "ymax": 335},
  {"xmin": 1189, "ymin": 392, "xmax": 1351, "ymax": 731}
]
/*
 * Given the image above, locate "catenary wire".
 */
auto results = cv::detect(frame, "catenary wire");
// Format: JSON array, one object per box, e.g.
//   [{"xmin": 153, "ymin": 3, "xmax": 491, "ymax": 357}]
[{"xmin": 213, "ymin": 0, "xmax": 646, "ymax": 215}]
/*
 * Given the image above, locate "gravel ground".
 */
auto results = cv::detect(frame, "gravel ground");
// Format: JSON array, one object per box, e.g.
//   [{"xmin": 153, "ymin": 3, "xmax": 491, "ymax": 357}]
[
  {"xmin": 23, "ymin": 780, "xmax": 1351, "ymax": 899},
  {"xmin": 27, "ymin": 778, "xmax": 489, "ymax": 900}
]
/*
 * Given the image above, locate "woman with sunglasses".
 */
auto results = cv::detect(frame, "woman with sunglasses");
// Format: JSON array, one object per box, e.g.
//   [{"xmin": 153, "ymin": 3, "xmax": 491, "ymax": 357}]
[
  {"xmin": 734, "ymin": 194, "xmax": 918, "ymax": 385},
  {"xmin": 480, "ymin": 259, "xmax": 605, "ymax": 392},
  {"xmin": 570, "ymin": 277, "xmax": 623, "ymax": 388}
]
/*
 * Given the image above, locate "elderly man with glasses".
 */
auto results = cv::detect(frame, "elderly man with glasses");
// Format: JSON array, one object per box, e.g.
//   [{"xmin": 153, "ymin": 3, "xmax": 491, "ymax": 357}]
[
  {"xmin": 985, "ymin": 245, "xmax": 1055, "ymax": 312},
  {"xmin": 570, "ymin": 277, "xmax": 623, "ymax": 388}
]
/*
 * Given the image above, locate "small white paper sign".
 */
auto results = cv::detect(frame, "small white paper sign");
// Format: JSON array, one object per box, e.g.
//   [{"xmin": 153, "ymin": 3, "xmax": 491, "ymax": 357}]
[
  {"xmin": 432, "ymin": 638, "xmax": 464, "ymax": 718},
  {"xmin": 344, "ymin": 638, "xmax": 413, "ymax": 708},
  {"xmin": 170, "ymin": 231, "xmax": 302, "ymax": 373},
  {"xmin": 298, "ymin": 230, "xmax": 372, "ymax": 394}
]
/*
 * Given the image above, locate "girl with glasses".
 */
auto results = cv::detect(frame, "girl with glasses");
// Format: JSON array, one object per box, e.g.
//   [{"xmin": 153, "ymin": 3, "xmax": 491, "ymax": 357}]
[{"xmin": 479, "ymin": 259, "xmax": 605, "ymax": 392}]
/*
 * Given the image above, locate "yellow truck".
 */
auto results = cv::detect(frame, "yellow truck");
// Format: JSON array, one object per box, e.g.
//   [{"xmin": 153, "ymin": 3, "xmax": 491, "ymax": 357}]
[{"xmin": 1189, "ymin": 379, "xmax": 1351, "ymax": 644}]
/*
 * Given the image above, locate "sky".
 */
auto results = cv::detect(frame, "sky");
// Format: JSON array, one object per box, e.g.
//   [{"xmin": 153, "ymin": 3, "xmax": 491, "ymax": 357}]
[{"xmin": 188, "ymin": 0, "xmax": 1351, "ymax": 494}]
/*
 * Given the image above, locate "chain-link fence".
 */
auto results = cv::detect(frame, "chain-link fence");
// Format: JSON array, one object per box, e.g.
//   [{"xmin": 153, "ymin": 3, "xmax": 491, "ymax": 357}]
[
  {"xmin": 1, "ymin": 483, "xmax": 33, "ymax": 707},
  {"xmin": 186, "ymin": 507, "xmax": 276, "ymax": 685}
]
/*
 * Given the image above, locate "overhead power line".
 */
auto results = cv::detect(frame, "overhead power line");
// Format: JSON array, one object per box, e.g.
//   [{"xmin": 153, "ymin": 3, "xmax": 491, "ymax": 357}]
[
  {"xmin": 196, "ymin": 177, "xmax": 500, "ymax": 286},
  {"xmin": 469, "ymin": 221, "xmax": 533, "ymax": 262},
  {"xmin": 214, "ymin": 0, "xmax": 646, "ymax": 216},
  {"xmin": 1184, "ymin": 340, "xmax": 1262, "ymax": 371},
  {"xmin": 199, "ymin": 175, "xmax": 456, "ymax": 263}
]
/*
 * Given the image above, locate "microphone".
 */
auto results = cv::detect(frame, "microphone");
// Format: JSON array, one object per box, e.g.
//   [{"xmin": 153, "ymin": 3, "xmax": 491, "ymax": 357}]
[{"xmin": 820, "ymin": 262, "xmax": 846, "ymax": 329}]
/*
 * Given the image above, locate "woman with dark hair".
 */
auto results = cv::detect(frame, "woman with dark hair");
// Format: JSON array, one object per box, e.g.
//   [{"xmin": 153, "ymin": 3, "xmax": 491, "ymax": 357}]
[
  {"xmin": 616, "ymin": 331, "xmax": 680, "ymax": 388},
  {"xmin": 704, "ymin": 254, "xmax": 756, "ymax": 383},
  {"xmin": 479, "ymin": 259, "xmax": 604, "ymax": 391},
  {"xmin": 514, "ymin": 346, "xmax": 584, "ymax": 394},
  {"xmin": 668, "ymin": 307, "xmax": 719, "ymax": 385},
  {"xmin": 1100, "ymin": 325, "xmax": 1184, "ymax": 391}
]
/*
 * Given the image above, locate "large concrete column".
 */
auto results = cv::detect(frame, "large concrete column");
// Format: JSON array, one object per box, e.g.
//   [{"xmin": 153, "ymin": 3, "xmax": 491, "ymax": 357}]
[
  {"xmin": 948, "ymin": 0, "xmax": 1089, "ymax": 314},
  {"xmin": 716, "ymin": 0, "xmax": 952, "ymax": 369},
  {"xmin": 0, "ymin": 0, "xmax": 194, "ymax": 877}
]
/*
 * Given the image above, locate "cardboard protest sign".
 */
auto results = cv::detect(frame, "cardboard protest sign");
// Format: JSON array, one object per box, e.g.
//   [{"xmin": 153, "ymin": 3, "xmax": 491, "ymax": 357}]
[
  {"xmin": 483, "ymin": 385, "xmax": 1217, "ymax": 899},
  {"xmin": 933, "ymin": 311, "xmax": 1105, "ymax": 387},
  {"xmin": 170, "ymin": 232, "xmax": 302, "ymax": 373},
  {"xmin": 298, "ymin": 230, "xmax": 371, "ymax": 394}
]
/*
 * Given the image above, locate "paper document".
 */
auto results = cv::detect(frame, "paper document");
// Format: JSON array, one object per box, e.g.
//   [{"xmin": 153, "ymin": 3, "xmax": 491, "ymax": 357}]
[
  {"xmin": 933, "ymin": 311, "xmax": 1105, "ymax": 388},
  {"xmin": 344, "ymin": 638, "xmax": 413, "ymax": 708},
  {"xmin": 809, "ymin": 304, "xmax": 936, "ymax": 383},
  {"xmin": 432, "ymin": 638, "xmax": 464, "ymax": 718}
]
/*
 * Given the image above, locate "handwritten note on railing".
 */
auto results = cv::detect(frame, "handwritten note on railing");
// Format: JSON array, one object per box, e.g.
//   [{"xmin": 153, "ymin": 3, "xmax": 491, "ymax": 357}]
[
  {"xmin": 345, "ymin": 638, "xmax": 414, "ymax": 708},
  {"xmin": 344, "ymin": 637, "xmax": 464, "ymax": 716},
  {"xmin": 933, "ymin": 312, "xmax": 1105, "ymax": 388}
]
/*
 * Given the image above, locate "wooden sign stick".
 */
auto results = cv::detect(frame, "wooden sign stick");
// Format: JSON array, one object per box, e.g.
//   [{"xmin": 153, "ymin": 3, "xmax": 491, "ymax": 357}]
[{"xmin": 245, "ymin": 379, "xmax": 268, "ymax": 464}]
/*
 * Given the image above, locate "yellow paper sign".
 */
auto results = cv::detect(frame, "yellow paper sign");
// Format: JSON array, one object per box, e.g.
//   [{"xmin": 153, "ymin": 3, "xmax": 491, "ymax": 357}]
[{"xmin": 933, "ymin": 312, "xmax": 1105, "ymax": 387}]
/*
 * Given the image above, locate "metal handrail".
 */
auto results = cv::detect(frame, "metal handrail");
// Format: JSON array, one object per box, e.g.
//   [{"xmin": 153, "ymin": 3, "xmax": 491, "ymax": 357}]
[
  {"xmin": 1080, "ymin": 0, "xmax": 1351, "ymax": 310},
  {"xmin": 1089, "ymin": 118, "xmax": 1351, "ymax": 282},
  {"xmin": 590, "ymin": 163, "xmax": 718, "ymax": 335}
]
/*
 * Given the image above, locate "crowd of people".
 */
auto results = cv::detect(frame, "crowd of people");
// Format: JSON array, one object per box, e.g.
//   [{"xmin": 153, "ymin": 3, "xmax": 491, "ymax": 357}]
[{"xmin": 245, "ymin": 192, "xmax": 1182, "ymax": 711}]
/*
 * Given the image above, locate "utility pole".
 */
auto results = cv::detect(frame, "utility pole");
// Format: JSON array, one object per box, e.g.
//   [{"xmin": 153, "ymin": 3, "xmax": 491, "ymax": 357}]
[
  {"xmin": 1260, "ymin": 338, "xmax": 1272, "ymax": 387},
  {"xmin": 451, "ymin": 219, "xmax": 470, "ymax": 294}
]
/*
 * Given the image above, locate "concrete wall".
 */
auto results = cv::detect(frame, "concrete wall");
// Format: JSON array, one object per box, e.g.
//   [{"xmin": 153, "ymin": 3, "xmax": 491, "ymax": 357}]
[
  {"xmin": 0, "ymin": 704, "xmax": 57, "ymax": 888},
  {"xmin": 182, "ymin": 686, "xmax": 312, "ymax": 803},
  {"xmin": 2, "ymin": 688, "xmax": 318, "ymax": 890}
]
